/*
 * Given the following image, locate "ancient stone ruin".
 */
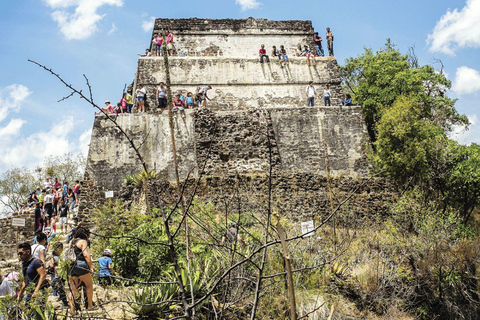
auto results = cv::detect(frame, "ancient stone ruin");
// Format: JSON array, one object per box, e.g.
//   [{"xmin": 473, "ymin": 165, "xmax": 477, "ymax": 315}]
[{"xmin": 86, "ymin": 17, "xmax": 370, "ymax": 191}]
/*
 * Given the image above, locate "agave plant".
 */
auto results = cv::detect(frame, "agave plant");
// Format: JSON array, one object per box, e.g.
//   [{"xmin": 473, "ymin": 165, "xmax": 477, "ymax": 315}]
[{"xmin": 128, "ymin": 286, "xmax": 179, "ymax": 319}]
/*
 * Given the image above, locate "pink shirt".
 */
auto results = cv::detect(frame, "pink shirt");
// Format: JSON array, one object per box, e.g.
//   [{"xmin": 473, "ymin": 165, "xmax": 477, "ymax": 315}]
[
  {"xmin": 106, "ymin": 104, "xmax": 114, "ymax": 113},
  {"xmin": 166, "ymin": 33, "xmax": 173, "ymax": 44},
  {"xmin": 120, "ymin": 98, "xmax": 127, "ymax": 108},
  {"xmin": 156, "ymin": 36, "xmax": 163, "ymax": 45}
]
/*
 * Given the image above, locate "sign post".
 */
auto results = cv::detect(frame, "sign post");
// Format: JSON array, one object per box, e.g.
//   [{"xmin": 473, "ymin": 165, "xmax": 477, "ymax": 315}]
[
  {"xmin": 105, "ymin": 191, "xmax": 114, "ymax": 198},
  {"xmin": 301, "ymin": 220, "xmax": 315, "ymax": 237}
]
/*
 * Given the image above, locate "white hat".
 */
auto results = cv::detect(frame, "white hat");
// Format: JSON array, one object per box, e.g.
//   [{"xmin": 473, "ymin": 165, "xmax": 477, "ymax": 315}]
[
  {"xmin": 103, "ymin": 248, "xmax": 112, "ymax": 256},
  {"xmin": 105, "ymin": 100, "xmax": 110, "ymax": 104}
]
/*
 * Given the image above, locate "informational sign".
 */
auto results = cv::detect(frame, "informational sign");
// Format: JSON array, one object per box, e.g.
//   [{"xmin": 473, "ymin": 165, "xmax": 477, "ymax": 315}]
[
  {"xmin": 105, "ymin": 191, "xmax": 114, "ymax": 198},
  {"xmin": 301, "ymin": 220, "xmax": 315, "ymax": 237},
  {"xmin": 12, "ymin": 218, "xmax": 26, "ymax": 227}
]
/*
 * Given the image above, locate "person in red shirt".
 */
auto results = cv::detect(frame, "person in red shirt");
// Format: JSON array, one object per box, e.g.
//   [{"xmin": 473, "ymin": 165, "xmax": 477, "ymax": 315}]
[
  {"xmin": 172, "ymin": 94, "xmax": 186, "ymax": 118},
  {"xmin": 259, "ymin": 44, "xmax": 270, "ymax": 64}
]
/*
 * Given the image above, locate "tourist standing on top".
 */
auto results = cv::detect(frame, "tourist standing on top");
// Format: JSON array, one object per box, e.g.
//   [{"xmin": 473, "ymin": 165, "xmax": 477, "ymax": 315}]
[
  {"xmin": 59, "ymin": 200, "xmax": 69, "ymax": 233},
  {"xmin": 157, "ymin": 83, "xmax": 167, "ymax": 110},
  {"xmin": 166, "ymin": 29, "xmax": 174, "ymax": 56},
  {"xmin": 155, "ymin": 33, "xmax": 163, "ymax": 56},
  {"xmin": 259, "ymin": 44, "xmax": 270, "ymax": 63},
  {"xmin": 126, "ymin": 92, "xmax": 133, "ymax": 114},
  {"xmin": 323, "ymin": 84, "xmax": 331, "ymax": 106},
  {"xmin": 306, "ymin": 81, "xmax": 317, "ymax": 106},
  {"xmin": 313, "ymin": 32, "xmax": 325, "ymax": 57},
  {"xmin": 186, "ymin": 92, "xmax": 195, "ymax": 109},
  {"xmin": 326, "ymin": 27, "xmax": 334, "ymax": 56},
  {"xmin": 119, "ymin": 93, "xmax": 128, "ymax": 114},
  {"xmin": 17, "ymin": 242, "xmax": 47, "ymax": 305},
  {"xmin": 136, "ymin": 84, "xmax": 146, "ymax": 112}
]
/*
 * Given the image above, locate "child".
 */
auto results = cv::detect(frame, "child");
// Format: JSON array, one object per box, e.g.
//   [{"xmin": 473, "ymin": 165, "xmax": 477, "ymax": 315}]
[
  {"xmin": 94, "ymin": 248, "xmax": 115, "ymax": 302},
  {"xmin": 172, "ymin": 94, "xmax": 186, "ymax": 118},
  {"xmin": 186, "ymin": 92, "xmax": 194, "ymax": 109},
  {"xmin": 177, "ymin": 90, "xmax": 185, "ymax": 103},
  {"xmin": 119, "ymin": 93, "xmax": 128, "ymax": 113}
]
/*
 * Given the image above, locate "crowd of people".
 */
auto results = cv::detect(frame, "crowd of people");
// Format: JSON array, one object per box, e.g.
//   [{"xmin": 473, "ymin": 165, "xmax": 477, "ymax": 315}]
[
  {"xmin": 0, "ymin": 177, "xmax": 116, "ymax": 315},
  {"xmin": 95, "ymin": 26, "xmax": 341, "ymax": 115},
  {"xmin": 97, "ymin": 84, "xmax": 213, "ymax": 116},
  {"xmin": 259, "ymin": 27, "xmax": 335, "ymax": 66}
]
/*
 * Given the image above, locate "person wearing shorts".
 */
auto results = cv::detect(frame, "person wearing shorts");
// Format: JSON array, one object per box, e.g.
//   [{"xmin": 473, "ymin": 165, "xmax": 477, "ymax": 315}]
[
  {"xmin": 166, "ymin": 30, "xmax": 174, "ymax": 56},
  {"xmin": 135, "ymin": 84, "xmax": 146, "ymax": 113},
  {"xmin": 95, "ymin": 249, "xmax": 115, "ymax": 301},
  {"xmin": 58, "ymin": 200, "xmax": 68, "ymax": 233}
]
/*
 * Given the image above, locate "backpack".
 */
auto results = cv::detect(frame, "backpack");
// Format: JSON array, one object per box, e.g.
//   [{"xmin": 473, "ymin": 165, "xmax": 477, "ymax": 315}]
[{"xmin": 63, "ymin": 243, "xmax": 77, "ymax": 264}]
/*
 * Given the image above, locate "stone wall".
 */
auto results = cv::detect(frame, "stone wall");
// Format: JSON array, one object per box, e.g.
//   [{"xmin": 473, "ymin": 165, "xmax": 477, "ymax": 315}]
[
  {"xmin": 136, "ymin": 174, "xmax": 398, "ymax": 227},
  {"xmin": 86, "ymin": 106, "xmax": 369, "ymax": 192},
  {"xmin": 137, "ymin": 57, "xmax": 343, "ymax": 110},
  {"xmin": 151, "ymin": 18, "xmax": 314, "ymax": 58},
  {"xmin": 0, "ymin": 212, "xmax": 35, "ymax": 260}
]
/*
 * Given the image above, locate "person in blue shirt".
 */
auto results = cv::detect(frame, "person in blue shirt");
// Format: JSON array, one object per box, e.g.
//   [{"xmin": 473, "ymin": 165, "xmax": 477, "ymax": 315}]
[
  {"xmin": 94, "ymin": 248, "xmax": 115, "ymax": 301},
  {"xmin": 340, "ymin": 94, "xmax": 353, "ymax": 106}
]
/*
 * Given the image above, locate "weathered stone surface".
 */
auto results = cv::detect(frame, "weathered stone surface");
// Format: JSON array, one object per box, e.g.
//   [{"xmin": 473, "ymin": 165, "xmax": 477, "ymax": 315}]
[
  {"xmin": 137, "ymin": 57, "xmax": 343, "ymax": 110},
  {"xmin": 86, "ymin": 105, "xmax": 370, "ymax": 191},
  {"xmin": 0, "ymin": 212, "xmax": 35, "ymax": 260},
  {"xmin": 151, "ymin": 18, "xmax": 314, "ymax": 58}
]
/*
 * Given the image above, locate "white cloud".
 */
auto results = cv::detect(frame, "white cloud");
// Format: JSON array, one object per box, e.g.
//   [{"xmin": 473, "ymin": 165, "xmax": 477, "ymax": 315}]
[
  {"xmin": 0, "ymin": 84, "xmax": 31, "ymax": 123},
  {"xmin": 451, "ymin": 114, "xmax": 480, "ymax": 145},
  {"xmin": 428, "ymin": 0, "xmax": 480, "ymax": 55},
  {"xmin": 141, "ymin": 16, "xmax": 155, "ymax": 33},
  {"xmin": 452, "ymin": 66, "xmax": 480, "ymax": 95},
  {"xmin": 236, "ymin": 0, "xmax": 262, "ymax": 10},
  {"xmin": 0, "ymin": 119, "xmax": 26, "ymax": 137},
  {"xmin": 0, "ymin": 116, "xmax": 91, "ymax": 170},
  {"xmin": 42, "ymin": 0, "xmax": 123, "ymax": 40},
  {"xmin": 107, "ymin": 23, "xmax": 117, "ymax": 35}
]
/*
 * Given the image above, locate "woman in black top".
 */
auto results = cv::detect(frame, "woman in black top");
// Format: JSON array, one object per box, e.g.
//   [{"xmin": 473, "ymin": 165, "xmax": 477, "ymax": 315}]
[{"xmin": 68, "ymin": 227, "xmax": 95, "ymax": 312}]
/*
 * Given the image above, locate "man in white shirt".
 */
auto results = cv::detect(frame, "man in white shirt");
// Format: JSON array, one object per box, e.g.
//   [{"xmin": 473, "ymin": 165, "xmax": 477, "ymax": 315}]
[
  {"xmin": 43, "ymin": 177, "xmax": 52, "ymax": 190},
  {"xmin": 305, "ymin": 81, "xmax": 317, "ymax": 107}
]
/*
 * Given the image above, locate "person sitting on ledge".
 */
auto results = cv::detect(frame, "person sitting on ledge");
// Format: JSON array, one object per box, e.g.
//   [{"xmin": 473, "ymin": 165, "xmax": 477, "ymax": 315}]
[
  {"xmin": 138, "ymin": 49, "xmax": 151, "ymax": 57},
  {"xmin": 97, "ymin": 100, "xmax": 114, "ymax": 114},
  {"xmin": 279, "ymin": 45, "xmax": 289, "ymax": 66},
  {"xmin": 172, "ymin": 94, "xmax": 186, "ymax": 119},
  {"xmin": 302, "ymin": 45, "xmax": 316, "ymax": 66},
  {"xmin": 259, "ymin": 44, "xmax": 270, "ymax": 63},
  {"xmin": 271, "ymin": 46, "xmax": 282, "ymax": 63},
  {"xmin": 340, "ymin": 94, "xmax": 353, "ymax": 106}
]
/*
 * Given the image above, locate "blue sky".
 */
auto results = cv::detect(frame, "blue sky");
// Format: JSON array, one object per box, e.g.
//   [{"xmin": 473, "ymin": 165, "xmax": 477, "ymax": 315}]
[{"xmin": 0, "ymin": 0, "xmax": 479, "ymax": 171}]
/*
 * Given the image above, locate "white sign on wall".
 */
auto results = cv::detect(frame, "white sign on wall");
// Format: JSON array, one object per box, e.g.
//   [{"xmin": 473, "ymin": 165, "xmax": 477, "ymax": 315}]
[
  {"xmin": 301, "ymin": 220, "xmax": 315, "ymax": 237},
  {"xmin": 12, "ymin": 218, "xmax": 26, "ymax": 227},
  {"xmin": 105, "ymin": 191, "xmax": 114, "ymax": 198}
]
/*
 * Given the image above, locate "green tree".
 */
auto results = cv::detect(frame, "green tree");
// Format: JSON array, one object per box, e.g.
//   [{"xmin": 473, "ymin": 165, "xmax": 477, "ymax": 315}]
[
  {"xmin": 340, "ymin": 40, "xmax": 468, "ymax": 142},
  {"xmin": 444, "ymin": 143, "xmax": 480, "ymax": 222},
  {"xmin": 372, "ymin": 96, "xmax": 448, "ymax": 185},
  {"xmin": 0, "ymin": 167, "xmax": 36, "ymax": 214}
]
